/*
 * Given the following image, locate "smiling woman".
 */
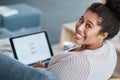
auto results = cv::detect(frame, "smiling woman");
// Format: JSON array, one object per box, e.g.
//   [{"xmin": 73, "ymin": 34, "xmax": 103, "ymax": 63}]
[
  {"xmin": 75, "ymin": 11, "xmax": 105, "ymax": 50},
  {"xmin": 34, "ymin": 0, "xmax": 120, "ymax": 80}
]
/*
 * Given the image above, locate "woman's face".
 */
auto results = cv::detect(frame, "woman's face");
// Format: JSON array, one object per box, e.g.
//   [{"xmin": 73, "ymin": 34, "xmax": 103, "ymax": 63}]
[{"xmin": 75, "ymin": 10, "xmax": 106, "ymax": 49}]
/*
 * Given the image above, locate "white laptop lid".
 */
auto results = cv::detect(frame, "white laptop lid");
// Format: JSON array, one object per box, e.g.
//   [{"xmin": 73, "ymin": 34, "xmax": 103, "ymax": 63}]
[{"xmin": 9, "ymin": 31, "xmax": 53, "ymax": 65}]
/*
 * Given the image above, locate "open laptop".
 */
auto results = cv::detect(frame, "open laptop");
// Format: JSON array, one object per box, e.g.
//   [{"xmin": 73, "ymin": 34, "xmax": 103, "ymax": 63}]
[{"xmin": 9, "ymin": 31, "xmax": 53, "ymax": 66}]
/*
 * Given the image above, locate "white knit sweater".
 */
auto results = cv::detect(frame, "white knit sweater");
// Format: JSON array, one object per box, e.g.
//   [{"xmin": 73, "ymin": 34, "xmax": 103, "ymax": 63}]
[{"xmin": 47, "ymin": 41, "xmax": 117, "ymax": 80}]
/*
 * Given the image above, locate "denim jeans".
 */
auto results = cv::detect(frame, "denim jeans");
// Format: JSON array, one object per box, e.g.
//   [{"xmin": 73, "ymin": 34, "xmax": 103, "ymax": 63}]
[{"xmin": 0, "ymin": 53, "xmax": 59, "ymax": 80}]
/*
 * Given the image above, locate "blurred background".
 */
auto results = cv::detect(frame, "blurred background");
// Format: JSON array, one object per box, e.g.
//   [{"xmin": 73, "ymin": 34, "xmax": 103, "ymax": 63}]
[{"xmin": 0, "ymin": 0, "xmax": 102, "ymax": 44}]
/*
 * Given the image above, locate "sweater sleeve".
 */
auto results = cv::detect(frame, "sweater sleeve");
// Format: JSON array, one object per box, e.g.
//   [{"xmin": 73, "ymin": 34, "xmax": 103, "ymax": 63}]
[
  {"xmin": 48, "ymin": 53, "xmax": 71, "ymax": 66},
  {"xmin": 47, "ymin": 53, "xmax": 91, "ymax": 80}
]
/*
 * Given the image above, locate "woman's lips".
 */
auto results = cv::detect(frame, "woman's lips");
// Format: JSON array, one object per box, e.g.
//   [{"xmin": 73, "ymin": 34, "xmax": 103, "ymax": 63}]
[{"xmin": 76, "ymin": 33, "xmax": 85, "ymax": 40}]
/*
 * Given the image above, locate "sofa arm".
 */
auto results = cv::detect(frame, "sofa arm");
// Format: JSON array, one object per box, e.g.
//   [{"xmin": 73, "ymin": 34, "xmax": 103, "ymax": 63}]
[{"xmin": 109, "ymin": 78, "xmax": 120, "ymax": 80}]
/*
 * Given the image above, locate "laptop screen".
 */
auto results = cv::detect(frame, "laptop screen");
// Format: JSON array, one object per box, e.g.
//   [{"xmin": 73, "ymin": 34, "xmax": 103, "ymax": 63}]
[{"xmin": 9, "ymin": 31, "xmax": 53, "ymax": 65}]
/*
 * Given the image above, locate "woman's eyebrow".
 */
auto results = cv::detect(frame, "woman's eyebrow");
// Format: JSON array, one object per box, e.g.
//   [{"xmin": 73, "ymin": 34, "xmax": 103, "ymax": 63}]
[
  {"xmin": 87, "ymin": 20, "xmax": 95, "ymax": 27},
  {"xmin": 79, "ymin": 16, "xmax": 84, "ymax": 20},
  {"xmin": 79, "ymin": 16, "xmax": 95, "ymax": 27}
]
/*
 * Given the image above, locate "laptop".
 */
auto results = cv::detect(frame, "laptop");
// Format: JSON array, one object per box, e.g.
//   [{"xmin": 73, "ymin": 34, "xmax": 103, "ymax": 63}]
[{"xmin": 9, "ymin": 31, "xmax": 53, "ymax": 66}]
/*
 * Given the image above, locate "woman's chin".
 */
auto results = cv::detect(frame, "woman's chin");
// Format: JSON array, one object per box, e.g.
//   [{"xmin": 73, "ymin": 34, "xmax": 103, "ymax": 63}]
[{"xmin": 75, "ymin": 39, "xmax": 84, "ymax": 45}]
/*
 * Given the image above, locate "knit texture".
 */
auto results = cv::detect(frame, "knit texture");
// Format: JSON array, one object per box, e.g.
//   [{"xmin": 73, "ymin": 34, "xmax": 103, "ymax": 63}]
[{"xmin": 47, "ymin": 41, "xmax": 117, "ymax": 80}]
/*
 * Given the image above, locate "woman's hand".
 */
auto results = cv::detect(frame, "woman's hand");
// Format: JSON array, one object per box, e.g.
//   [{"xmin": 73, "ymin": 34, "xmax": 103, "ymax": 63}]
[{"xmin": 33, "ymin": 61, "xmax": 45, "ymax": 68}]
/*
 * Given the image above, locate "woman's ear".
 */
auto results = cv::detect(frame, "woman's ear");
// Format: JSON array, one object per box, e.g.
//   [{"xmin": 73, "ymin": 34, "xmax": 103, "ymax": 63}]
[
  {"xmin": 101, "ymin": 32, "xmax": 108, "ymax": 40},
  {"xmin": 98, "ymin": 32, "xmax": 108, "ymax": 43}
]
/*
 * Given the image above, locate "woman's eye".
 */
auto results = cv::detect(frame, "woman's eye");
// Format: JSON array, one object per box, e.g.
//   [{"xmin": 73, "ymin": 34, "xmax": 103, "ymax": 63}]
[{"xmin": 86, "ymin": 24, "xmax": 92, "ymax": 28}]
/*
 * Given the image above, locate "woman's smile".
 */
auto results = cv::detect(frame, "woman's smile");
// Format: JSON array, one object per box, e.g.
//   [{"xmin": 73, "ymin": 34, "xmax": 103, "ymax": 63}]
[{"xmin": 76, "ymin": 32, "xmax": 85, "ymax": 40}]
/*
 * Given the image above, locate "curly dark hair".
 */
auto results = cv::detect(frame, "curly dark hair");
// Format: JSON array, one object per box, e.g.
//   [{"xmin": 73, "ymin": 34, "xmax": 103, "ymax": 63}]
[{"xmin": 87, "ymin": 0, "xmax": 120, "ymax": 40}]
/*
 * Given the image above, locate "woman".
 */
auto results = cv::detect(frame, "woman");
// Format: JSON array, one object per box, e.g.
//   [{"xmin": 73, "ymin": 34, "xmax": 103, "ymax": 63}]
[{"xmin": 34, "ymin": 0, "xmax": 120, "ymax": 80}]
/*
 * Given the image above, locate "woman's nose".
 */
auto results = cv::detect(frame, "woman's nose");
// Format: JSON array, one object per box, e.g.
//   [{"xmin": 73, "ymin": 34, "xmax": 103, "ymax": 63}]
[{"xmin": 76, "ymin": 22, "xmax": 85, "ymax": 32}]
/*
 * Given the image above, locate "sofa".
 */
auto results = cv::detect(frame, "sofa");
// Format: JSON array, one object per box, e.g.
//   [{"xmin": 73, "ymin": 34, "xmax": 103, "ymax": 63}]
[{"xmin": 0, "ymin": 3, "xmax": 43, "ymax": 38}]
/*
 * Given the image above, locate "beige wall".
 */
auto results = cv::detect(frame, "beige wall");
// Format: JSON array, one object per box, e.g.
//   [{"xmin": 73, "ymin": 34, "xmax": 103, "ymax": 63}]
[{"xmin": 102, "ymin": 0, "xmax": 106, "ymax": 4}]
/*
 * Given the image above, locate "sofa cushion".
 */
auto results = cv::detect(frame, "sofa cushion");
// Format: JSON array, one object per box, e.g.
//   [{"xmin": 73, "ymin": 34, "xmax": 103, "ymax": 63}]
[{"xmin": 0, "ymin": 53, "xmax": 59, "ymax": 80}]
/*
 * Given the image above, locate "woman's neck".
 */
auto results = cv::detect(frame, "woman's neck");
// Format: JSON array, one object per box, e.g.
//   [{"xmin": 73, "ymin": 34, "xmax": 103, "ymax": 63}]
[
  {"xmin": 82, "ymin": 42, "xmax": 103, "ymax": 50},
  {"xmin": 70, "ymin": 42, "xmax": 104, "ymax": 52}
]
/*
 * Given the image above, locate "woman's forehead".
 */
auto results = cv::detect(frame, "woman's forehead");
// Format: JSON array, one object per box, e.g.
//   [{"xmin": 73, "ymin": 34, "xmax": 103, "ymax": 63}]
[{"xmin": 83, "ymin": 10, "xmax": 101, "ymax": 25}]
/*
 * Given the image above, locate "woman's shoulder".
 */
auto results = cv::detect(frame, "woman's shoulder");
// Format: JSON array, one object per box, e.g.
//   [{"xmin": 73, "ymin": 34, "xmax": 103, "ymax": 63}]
[
  {"xmin": 104, "ymin": 40, "xmax": 116, "ymax": 52},
  {"xmin": 63, "ymin": 46, "xmax": 83, "ymax": 53}
]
